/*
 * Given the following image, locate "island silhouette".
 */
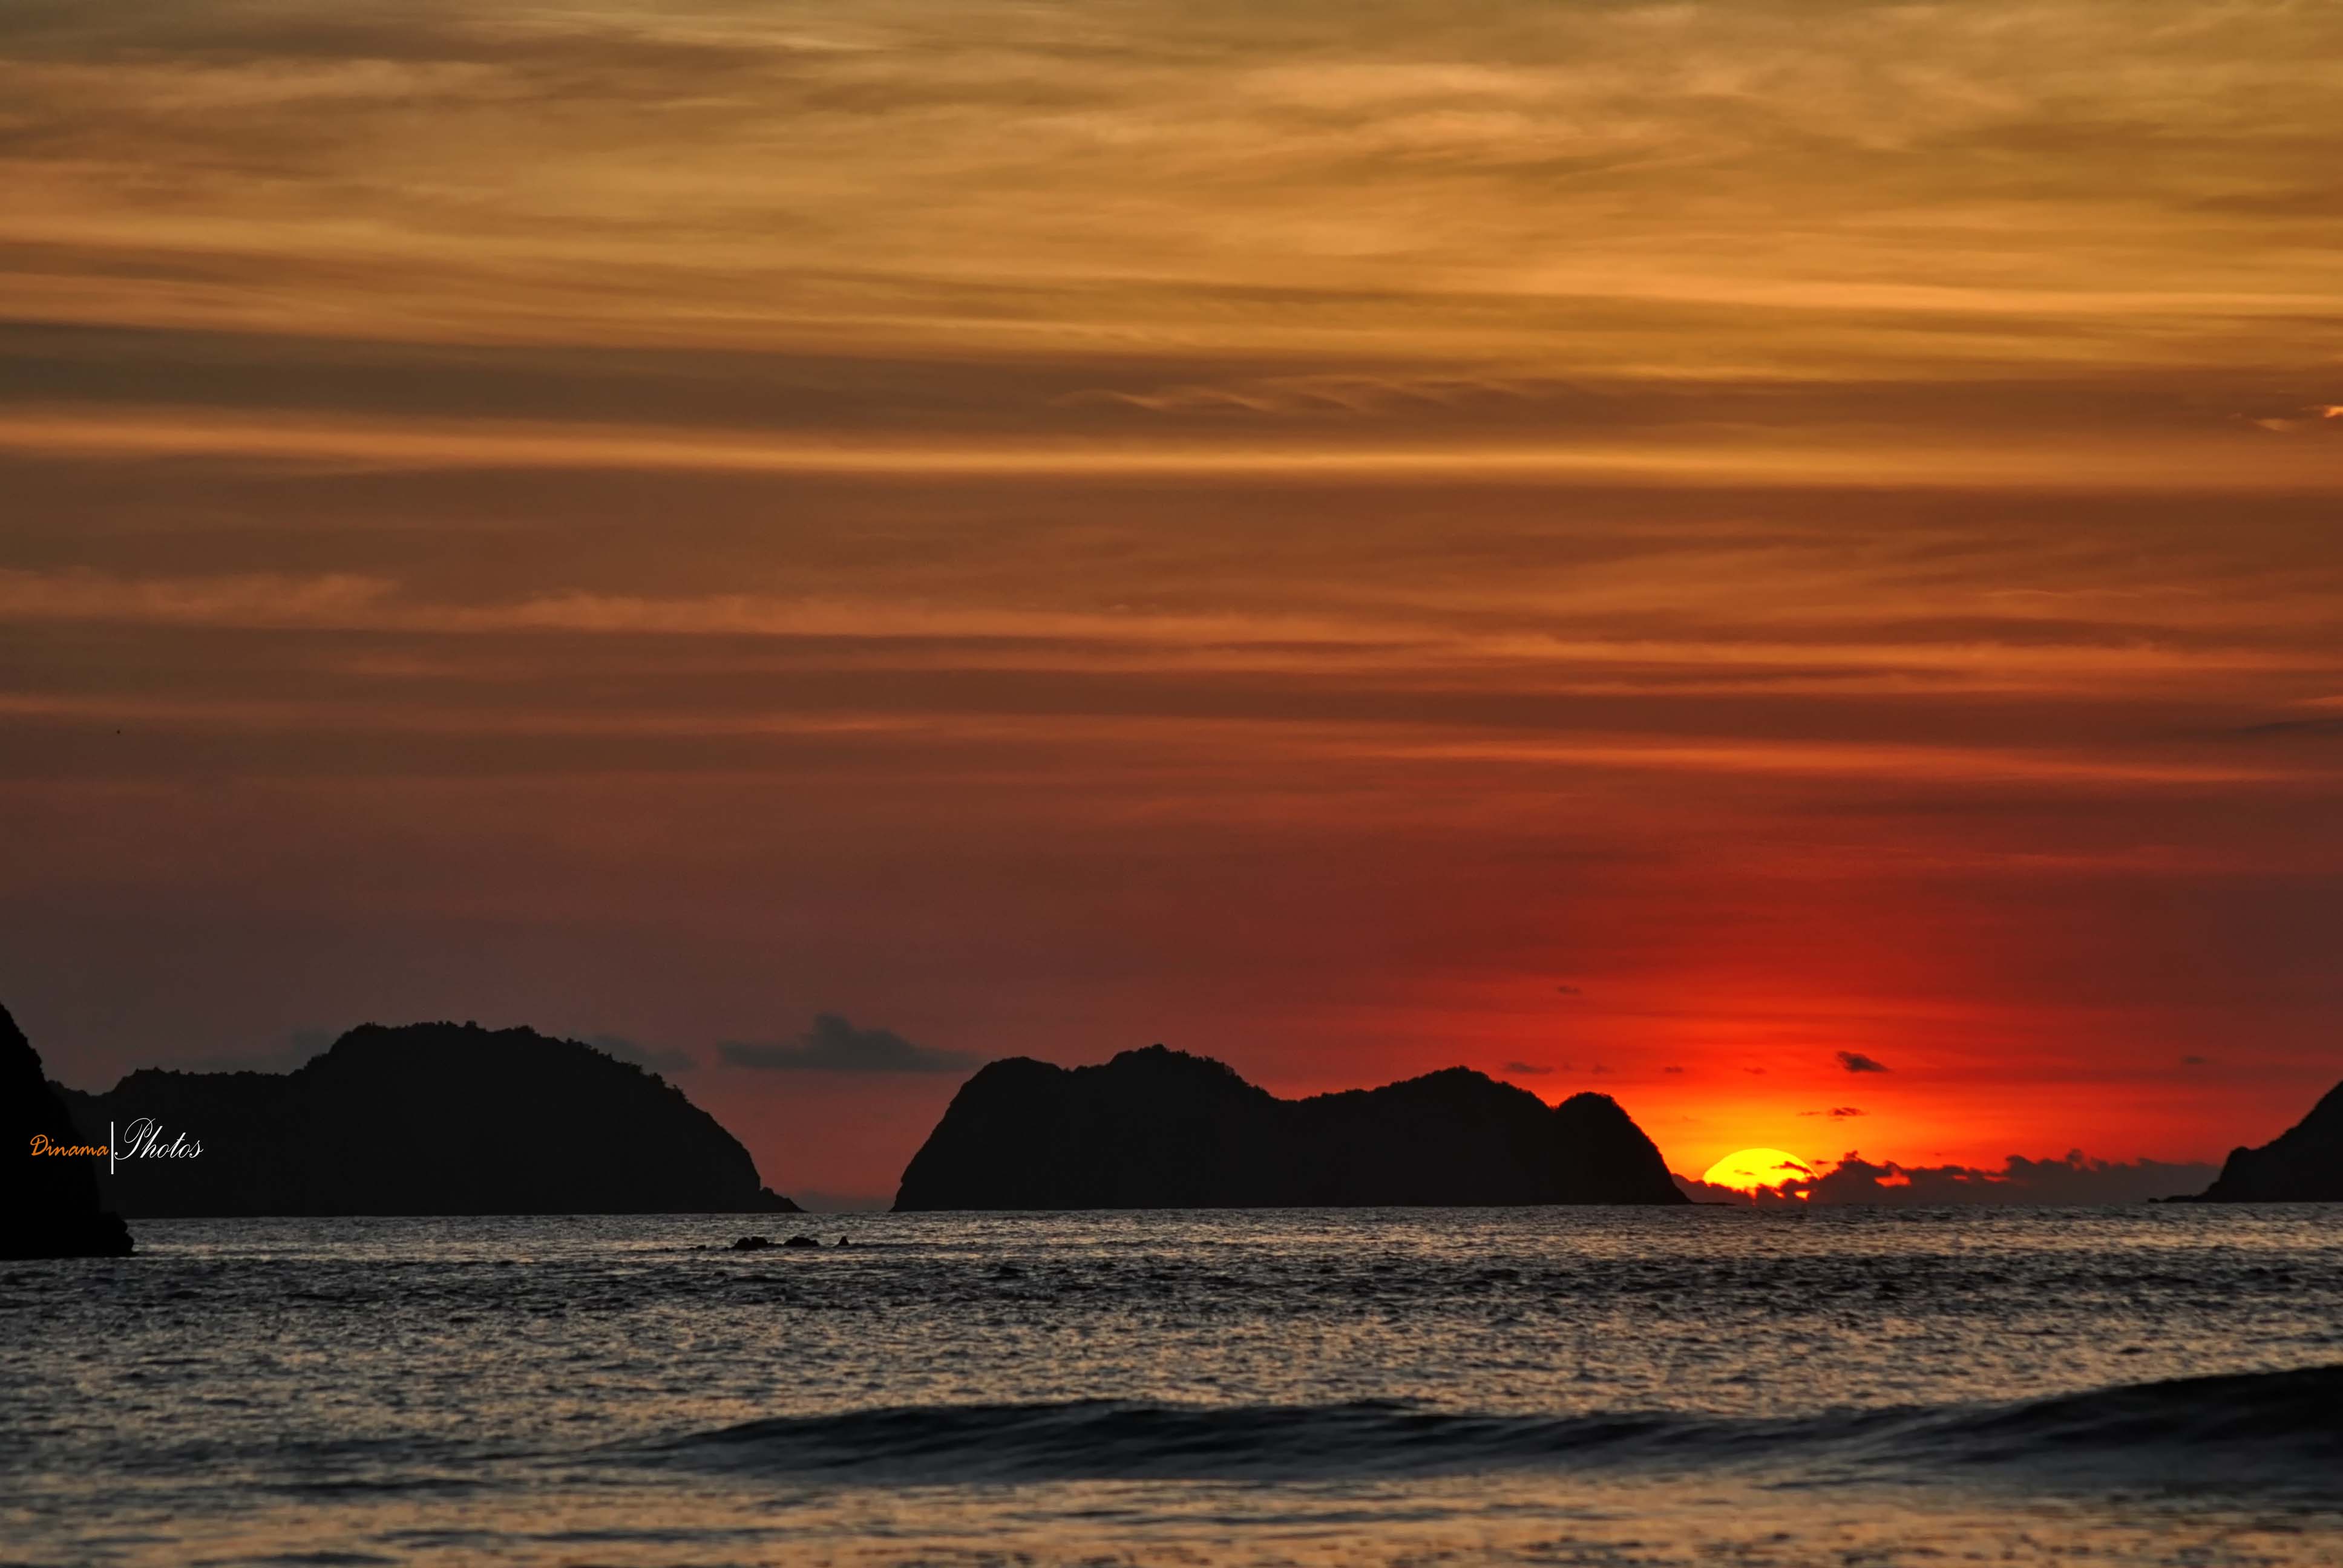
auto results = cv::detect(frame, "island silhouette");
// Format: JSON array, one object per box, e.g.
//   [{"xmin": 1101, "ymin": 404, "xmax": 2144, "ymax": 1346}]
[
  {"xmin": 23, "ymin": 998, "xmax": 2342, "ymax": 1227},
  {"xmin": 2191, "ymin": 1077, "xmax": 2343, "ymax": 1202},
  {"xmin": 4, "ymin": 1004, "xmax": 134, "ymax": 1258},
  {"xmin": 892, "ymin": 1044, "xmax": 1688, "ymax": 1209},
  {"xmin": 49, "ymin": 1020, "xmax": 798, "ymax": 1217}
]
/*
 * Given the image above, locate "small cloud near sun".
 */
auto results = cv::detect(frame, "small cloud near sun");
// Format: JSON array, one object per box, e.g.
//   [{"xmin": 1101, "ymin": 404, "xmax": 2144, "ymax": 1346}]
[
  {"xmin": 1662, "ymin": 1065, "xmax": 1684, "ymax": 1074},
  {"xmin": 1837, "ymin": 1051, "xmax": 1891, "ymax": 1073},
  {"xmin": 1502, "ymin": 1060, "xmax": 1555, "ymax": 1076},
  {"xmin": 2181, "ymin": 1054, "xmax": 2208, "ymax": 1065},
  {"xmin": 1553, "ymin": 984, "xmax": 1582, "ymax": 995},
  {"xmin": 2246, "ymin": 405, "xmax": 2343, "ymax": 433},
  {"xmin": 1801, "ymin": 1106, "xmax": 1866, "ymax": 1118}
]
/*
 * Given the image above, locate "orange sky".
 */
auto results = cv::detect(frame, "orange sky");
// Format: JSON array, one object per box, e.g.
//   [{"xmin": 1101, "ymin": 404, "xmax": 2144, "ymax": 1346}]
[{"xmin": 3, "ymin": 0, "xmax": 2339, "ymax": 1203}]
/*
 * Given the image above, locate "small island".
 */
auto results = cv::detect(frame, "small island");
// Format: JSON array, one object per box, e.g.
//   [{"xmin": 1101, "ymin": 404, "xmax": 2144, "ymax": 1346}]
[
  {"xmin": 893, "ymin": 1044, "xmax": 1688, "ymax": 1210},
  {"xmin": 50, "ymin": 1019, "xmax": 799, "ymax": 1217},
  {"xmin": 2189, "ymin": 1078, "xmax": 2343, "ymax": 1202}
]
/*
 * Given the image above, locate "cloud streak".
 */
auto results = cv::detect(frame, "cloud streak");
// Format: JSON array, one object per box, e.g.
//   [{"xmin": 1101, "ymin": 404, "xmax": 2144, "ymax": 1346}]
[{"xmin": 15, "ymin": 406, "xmax": 2343, "ymax": 491}]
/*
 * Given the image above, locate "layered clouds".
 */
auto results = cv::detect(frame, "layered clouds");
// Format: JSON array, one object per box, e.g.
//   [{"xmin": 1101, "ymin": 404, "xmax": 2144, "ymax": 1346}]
[
  {"xmin": 5, "ymin": 0, "xmax": 2343, "ymax": 387},
  {"xmin": 4, "ymin": 0, "xmax": 2341, "ymax": 1196},
  {"xmin": 1675, "ymin": 1151, "xmax": 2221, "ymax": 1207}
]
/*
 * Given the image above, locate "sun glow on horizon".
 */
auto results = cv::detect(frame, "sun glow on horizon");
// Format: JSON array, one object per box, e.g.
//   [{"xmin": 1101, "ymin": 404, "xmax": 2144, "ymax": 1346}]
[{"xmin": 1702, "ymin": 1148, "xmax": 1818, "ymax": 1194}]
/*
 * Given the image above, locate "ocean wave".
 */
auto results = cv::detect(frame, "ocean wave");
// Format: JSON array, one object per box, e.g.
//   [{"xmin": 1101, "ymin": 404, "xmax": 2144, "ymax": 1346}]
[
  {"xmin": 1928, "ymin": 1363, "xmax": 2343, "ymax": 1463},
  {"xmin": 644, "ymin": 1364, "xmax": 2343, "ymax": 1489}
]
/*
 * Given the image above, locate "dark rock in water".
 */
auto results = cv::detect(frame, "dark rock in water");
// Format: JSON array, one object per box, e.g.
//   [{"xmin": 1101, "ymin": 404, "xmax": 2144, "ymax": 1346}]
[
  {"xmin": 2192, "ymin": 1080, "xmax": 2343, "ymax": 1202},
  {"xmin": 732, "ymin": 1235, "xmax": 775, "ymax": 1250},
  {"xmin": 893, "ymin": 1044, "xmax": 1688, "ymax": 1210},
  {"xmin": 2, "ymin": 1004, "xmax": 134, "ymax": 1258},
  {"xmin": 782, "ymin": 1233, "xmax": 821, "ymax": 1248},
  {"xmin": 49, "ymin": 1020, "xmax": 800, "ymax": 1218}
]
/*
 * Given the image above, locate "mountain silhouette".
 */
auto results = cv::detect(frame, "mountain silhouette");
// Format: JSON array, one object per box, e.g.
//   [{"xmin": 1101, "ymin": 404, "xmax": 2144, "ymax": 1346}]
[
  {"xmin": 2192, "ymin": 1078, "xmax": 2343, "ymax": 1202},
  {"xmin": 51, "ymin": 1021, "xmax": 798, "ymax": 1217},
  {"xmin": 3, "ymin": 1004, "xmax": 134, "ymax": 1258},
  {"xmin": 893, "ymin": 1044, "xmax": 1688, "ymax": 1209}
]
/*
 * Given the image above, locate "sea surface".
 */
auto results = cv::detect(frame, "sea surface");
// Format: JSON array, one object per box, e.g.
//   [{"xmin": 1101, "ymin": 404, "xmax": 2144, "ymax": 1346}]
[{"xmin": 4, "ymin": 1206, "xmax": 2341, "ymax": 1567}]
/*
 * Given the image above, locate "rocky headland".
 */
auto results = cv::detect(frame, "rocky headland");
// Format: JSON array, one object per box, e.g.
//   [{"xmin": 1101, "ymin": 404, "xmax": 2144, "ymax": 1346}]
[
  {"xmin": 2190, "ymin": 1079, "xmax": 2343, "ymax": 1202},
  {"xmin": 4, "ymin": 1004, "xmax": 135, "ymax": 1257},
  {"xmin": 4, "ymin": 1003, "xmax": 134, "ymax": 1256}
]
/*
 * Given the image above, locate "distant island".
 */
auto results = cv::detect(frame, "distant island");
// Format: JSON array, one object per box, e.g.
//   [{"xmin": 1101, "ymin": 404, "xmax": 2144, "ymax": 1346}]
[
  {"xmin": 50, "ymin": 1020, "xmax": 799, "ymax": 1217},
  {"xmin": 2190, "ymin": 1077, "xmax": 2343, "ymax": 1202},
  {"xmin": 893, "ymin": 1044, "xmax": 1688, "ymax": 1209},
  {"xmin": 4, "ymin": 1005, "xmax": 134, "ymax": 1258}
]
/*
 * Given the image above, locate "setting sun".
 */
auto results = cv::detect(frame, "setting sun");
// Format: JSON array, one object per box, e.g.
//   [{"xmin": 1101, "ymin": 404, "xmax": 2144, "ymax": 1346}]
[{"xmin": 1702, "ymin": 1148, "xmax": 1818, "ymax": 1194}]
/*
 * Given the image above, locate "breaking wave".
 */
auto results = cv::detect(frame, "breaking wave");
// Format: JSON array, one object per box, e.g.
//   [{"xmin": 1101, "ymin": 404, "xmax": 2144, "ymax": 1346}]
[{"xmin": 647, "ymin": 1364, "xmax": 2343, "ymax": 1489}]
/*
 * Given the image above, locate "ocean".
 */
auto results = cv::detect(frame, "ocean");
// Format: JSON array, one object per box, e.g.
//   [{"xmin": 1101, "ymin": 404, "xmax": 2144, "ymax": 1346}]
[{"xmin": 4, "ymin": 1205, "xmax": 2339, "ymax": 1566}]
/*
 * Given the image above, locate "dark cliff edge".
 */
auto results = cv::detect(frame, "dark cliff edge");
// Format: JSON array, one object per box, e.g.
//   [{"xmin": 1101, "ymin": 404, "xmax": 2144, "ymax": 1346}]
[
  {"xmin": 2189, "ymin": 1079, "xmax": 2343, "ymax": 1203},
  {"xmin": 4, "ymin": 1004, "xmax": 135, "ymax": 1258},
  {"xmin": 893, "ymin": 1044, "xmax": 1688, "ymax": 1210},
  {"xmin": 50, "ymin": 1021, "xmax": 798, "ymax": 1217}
]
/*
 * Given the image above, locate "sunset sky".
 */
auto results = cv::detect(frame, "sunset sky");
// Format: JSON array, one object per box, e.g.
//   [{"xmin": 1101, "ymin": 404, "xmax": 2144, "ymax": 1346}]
[{"xmin": 5, "ymin": 0, "xmax": 2340, "ymax": 1204}]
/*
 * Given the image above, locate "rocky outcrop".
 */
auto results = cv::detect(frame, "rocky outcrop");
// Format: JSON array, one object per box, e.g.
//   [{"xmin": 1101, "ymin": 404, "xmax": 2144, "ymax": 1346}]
[
  {"xmin": 2193, "ymin": 1080, "xmax": 2343, "ymax": 1202},
  {"xmin": 52, "ymin": 1021, "xmax": 799, "ymax": 1217},
  {"xmin": 2, "ymin": 1004, "xmax": 134, "ymax": 1258},
  {"xmin": 893, "ymin": 1044, "xmax": 1687, "ymax": 1210}
]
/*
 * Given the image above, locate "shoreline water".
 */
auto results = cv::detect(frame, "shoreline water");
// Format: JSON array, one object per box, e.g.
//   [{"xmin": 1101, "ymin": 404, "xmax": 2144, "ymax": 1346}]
[{"xmin": 7, "ymin": 1207, "xmax": 2340, "ymax": 1567}]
